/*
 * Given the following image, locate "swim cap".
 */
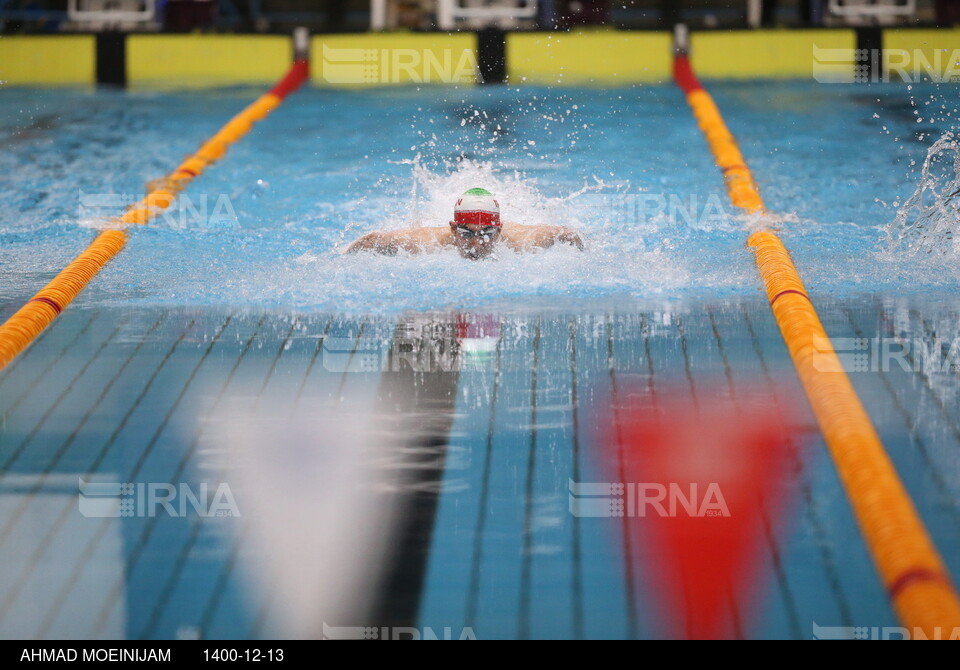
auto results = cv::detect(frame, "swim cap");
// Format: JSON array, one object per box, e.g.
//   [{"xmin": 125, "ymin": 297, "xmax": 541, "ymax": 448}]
[{"xmin": 454, "ymin": 188, "xmax": 501, "ymax": 227}]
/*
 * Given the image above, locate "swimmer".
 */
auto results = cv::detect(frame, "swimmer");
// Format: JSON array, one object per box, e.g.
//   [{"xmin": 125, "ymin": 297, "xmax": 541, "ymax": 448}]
[{"xmin": 346, "ymin": 188, "xmax": 584, "ymax": 259}]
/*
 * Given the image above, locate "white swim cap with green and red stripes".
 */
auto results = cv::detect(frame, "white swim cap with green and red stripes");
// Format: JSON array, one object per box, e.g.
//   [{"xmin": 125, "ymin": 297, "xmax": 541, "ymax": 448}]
[{"xmin": 454, "ymin": 188, "xmax": 501, "ymax": 228}]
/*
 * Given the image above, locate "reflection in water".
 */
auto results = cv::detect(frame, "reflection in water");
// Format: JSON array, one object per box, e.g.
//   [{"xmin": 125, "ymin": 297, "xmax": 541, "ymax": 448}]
[
  {"xmin": 204, "ymin": 305, "xmax": 816, "ymax": 639},
  {"xmin": 873, "ymin": 297, "xmax": 960, "ymax": 404},
  {"xmin": 13, "ymin": 298, "xmax": 959, "ymax": 638},
  {"xmin": 211, "ymin": 311, "xmax": 479, "ymax": 637},
  {"xmin": 363, "ymin": 314, "xmax": 464, "ymax": 630}
]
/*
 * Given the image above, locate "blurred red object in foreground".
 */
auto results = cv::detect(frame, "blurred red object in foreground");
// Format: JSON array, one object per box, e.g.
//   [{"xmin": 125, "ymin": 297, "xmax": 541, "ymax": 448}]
[{"xmin": 600, "ymin": 386, "xmax": 798, "ymax": 639}]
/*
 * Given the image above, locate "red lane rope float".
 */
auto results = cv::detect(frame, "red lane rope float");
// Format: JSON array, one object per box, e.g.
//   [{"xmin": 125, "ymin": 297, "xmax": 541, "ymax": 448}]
[
  {"xmin": 0, "ymin": 59, "xmax": 310, "ymax": 372},
  {"xmin": 673, "ymin": 49, "xmax": 960, "ymax": 636}
]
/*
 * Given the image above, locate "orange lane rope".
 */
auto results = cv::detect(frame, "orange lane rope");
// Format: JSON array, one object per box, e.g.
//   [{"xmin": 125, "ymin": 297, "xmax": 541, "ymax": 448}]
[
  {"xmin": 0, "ymin": 59, "xmax": 310, "ymax": 372},
  {"xmin": 674, "ymin": 48, "xmax": 960, "ymax": 636}
]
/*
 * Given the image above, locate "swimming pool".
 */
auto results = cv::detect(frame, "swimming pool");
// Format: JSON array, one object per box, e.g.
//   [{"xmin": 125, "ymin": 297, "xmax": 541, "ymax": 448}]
[{"xmin": 1, "ymin": 79, "xmax": 960, "ymax": 639}]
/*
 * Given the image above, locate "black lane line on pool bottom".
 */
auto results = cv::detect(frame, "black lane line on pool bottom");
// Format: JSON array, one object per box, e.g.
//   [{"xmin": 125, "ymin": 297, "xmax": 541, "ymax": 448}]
[
  {"xmin": 364, "ymin": 319, "xmax": 463, "ymax": 632},
  {"xmin": 89, "ymin": 315, "xmax": 265, "ymax": 639},
  {"xmin": 138, "ymin": 318, "xmax": 301, "ymax": 640},
  {"xmin": 33, "ymin": 316, "xmax": 232, "ymax": 640},
  {"xmin": 0, "ymin": 317, "xmax": 202, "ymax": 634},
  {"xmin": 707, "ymin": 307, "xmax": 803, "ymax": 640},
  {"xmin": 606, "ymin": 314, "xmax": 639, "ymax": 640},
  {"xmin": 0, "ymin": 315, "xmax": 165, "ymax": 556},
  {"xmin": 518, "ymin": 318, "xmax": 542, "ymax": 641},
  {"xmin": 845, "ymin": 306, "xmax": 960, "ymax": 526},
  {"xmin": 464, "ymin": 333, "xmax": 503, "ymax": 630},
  {"xmin": 568, "ymin": 319, "xmax": 585, "ymax": 641}
]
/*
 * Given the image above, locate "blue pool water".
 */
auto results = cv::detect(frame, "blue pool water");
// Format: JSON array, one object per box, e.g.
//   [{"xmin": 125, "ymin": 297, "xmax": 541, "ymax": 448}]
[
  {"xmin": 2, "ymin": 81, "xmax": 960, "ymax": 314},
  {"xmin": 2, "ymin": 80, "xmax": 960, "ymax": 639}
]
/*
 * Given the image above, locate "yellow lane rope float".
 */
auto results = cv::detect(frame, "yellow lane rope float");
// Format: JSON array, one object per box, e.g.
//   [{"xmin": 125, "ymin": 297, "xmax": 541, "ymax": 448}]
[
  {"xmin": 673, "ymin": 36, "xmax": 960, "ymax": 636},
  {"xmin": 0, "ymin": 58, "xmax": 310, "ymax": 372}
]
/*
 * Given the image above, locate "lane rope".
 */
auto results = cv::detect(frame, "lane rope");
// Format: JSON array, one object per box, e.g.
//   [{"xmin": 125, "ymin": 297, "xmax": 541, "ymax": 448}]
[
  {"xmin": 672, "ymin": 26, "xmax": 960, "ymax": 636},
  {"xmin": 0, "ymin": 58, "xmax": 309, "ymax": 371}
]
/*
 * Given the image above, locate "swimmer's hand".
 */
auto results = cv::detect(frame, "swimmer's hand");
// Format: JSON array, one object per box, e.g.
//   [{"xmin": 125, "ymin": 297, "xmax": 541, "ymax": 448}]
[{"xmin": 555, "ymin": 227, "xmax": 585, "ymax": 251}]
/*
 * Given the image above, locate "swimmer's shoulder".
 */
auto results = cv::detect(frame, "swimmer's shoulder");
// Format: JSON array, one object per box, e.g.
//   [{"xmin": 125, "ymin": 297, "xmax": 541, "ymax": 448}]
[
  {"xmin": 499, "ymin": 221, "xmax": 527, "ymax": 239},
  {"xmin": 501, "ymin": 221, "xmax": 548, "ymax": 243},
  {"xmin": 395, "ymin": 225, "xmax": 453, "ymax": 252},
  {"xmin": 426, "ymin": 226, "xmax": 453, "ymax": 243}
]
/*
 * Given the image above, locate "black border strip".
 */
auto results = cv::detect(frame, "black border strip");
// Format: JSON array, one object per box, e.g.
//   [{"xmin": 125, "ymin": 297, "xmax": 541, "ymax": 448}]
[{"xmin": 96, "ymin": 32, "xmax": 127, "ymax": 87}]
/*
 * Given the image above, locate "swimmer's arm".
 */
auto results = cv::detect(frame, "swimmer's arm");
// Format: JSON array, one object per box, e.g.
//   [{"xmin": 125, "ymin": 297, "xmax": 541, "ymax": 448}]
[
  {"xmin": 345, "ymin": 231, "xmax": 401, "ymax": 255},
  {"xmin": 345, "ymin": 228, "xmax": 440, "ymax": 255},
  {"xmin": 521, "ymin": 224, "xmax": 584, "ymax": 251}
]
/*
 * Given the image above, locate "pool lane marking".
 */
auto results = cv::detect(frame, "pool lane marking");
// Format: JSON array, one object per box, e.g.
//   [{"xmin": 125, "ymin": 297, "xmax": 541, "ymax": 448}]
[
  {"xmin": 28, "ymin": 316, "xmax": 231, "ymax": 639},
  {"xmin": 0, "ymin": 317, "xmax": 200, "ymax": 629},
  {"xmin": 90, "ymin": 314, "xmax": 266, "ymax": 638},
  {"xmin": 673, "ymin": 44, "xmax": 960, "ymax": 635},
  {"xmin": 708, "ymin": 307, "xmax": 803, "ymax": 639},
  {"xmin": 0, "ymin": 315, "xmax": 167, "ymax": 555},
  {"xmin": 518, "ymin": 317, "xmax": 542, "ymax": 641},
  {"xmin": 568, "ymin": 320, "xmax": 585, "ymax": 640},
  {"xmin": 290, "ymin": 317, "xmax": 337, "ymax": 410},
  {"xmin": 0, "ymin": 59, "xmax": 310, "ymax": 373},
  {"xmin": 197, "ymin": 316, "xmax": 335, "ymax": 637},
  {"xmin": 138, "ymin": 317, "xmax": 298, "ymax": 640},
  {"xmin": 1, "ymin": 321, "xmax": 124, "ymax": 474},
  {"xmin": 842, "ymin": 306, "xmax": 960, "ymax": 528},
  {"xmin": 465, "ymin": 334, "xmax": 503, "ymax": 629},
  {"xmin": 606, "ymin": 314, "xmax": 640, "ymax": 639},
  {"xmin": 742, "ymin": 306, "xmax": 856, "ymax": 626},
  {"xmin": 1, "ymin": 311, "xmax": 100, "ymax": 423}
]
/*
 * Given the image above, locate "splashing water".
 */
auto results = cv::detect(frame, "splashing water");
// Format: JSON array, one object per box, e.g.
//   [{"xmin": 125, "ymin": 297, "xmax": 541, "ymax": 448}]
[
  {"xmin": 228, "ymin": 156, "xmax": 755, "ymax": 313},
  {"xmin": 13, "ymin": 82, "xmax": 939, "ymax": 311},
  {"xmin": 886, "ymin": 131, "xmax": 960, "ymax": 257}
]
